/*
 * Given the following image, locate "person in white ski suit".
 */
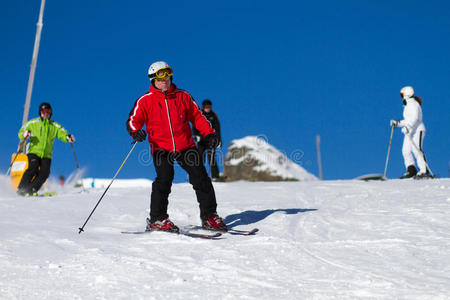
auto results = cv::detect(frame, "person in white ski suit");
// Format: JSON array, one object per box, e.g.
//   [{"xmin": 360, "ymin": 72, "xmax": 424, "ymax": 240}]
[{"xmin": 390, "ymin": 86, "xmax": 429, "ymax": 179}]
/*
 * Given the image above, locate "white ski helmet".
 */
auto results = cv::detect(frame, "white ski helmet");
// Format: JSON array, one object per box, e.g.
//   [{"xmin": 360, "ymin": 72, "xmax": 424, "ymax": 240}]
[
  {"xmin": 148, "ymin": 61, "xmax": 172, "ymax": 81},
  {"xmin": 400, "ymin": 86, "xmax": 414, "ymax": 98}
]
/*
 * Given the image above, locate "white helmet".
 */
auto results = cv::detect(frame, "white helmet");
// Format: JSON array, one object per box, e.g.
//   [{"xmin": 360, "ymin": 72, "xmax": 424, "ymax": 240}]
[
  {"xmin": 400, "ymin": 86, "xmax": 414, "ymax": 98},
  {"xmin": 148, "ymin": 61, "xmax": 172, "ymax": 81}
]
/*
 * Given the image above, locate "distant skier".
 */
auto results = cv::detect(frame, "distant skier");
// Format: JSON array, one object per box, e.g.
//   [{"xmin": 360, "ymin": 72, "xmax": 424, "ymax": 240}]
[
  {"xmin": 17, "ymin": 103, "xmax": 75, "ymax": 196},
  {"xmin": 192, "ymin": 99, "xmax": 222, "ymax": 180},
  {"xmin": 390, "ymin": 86, "xmax": 431, "ymax": 179},
  {"xmin": 126, "ymin": 61, "xmax": 227, "ymax": 233}
]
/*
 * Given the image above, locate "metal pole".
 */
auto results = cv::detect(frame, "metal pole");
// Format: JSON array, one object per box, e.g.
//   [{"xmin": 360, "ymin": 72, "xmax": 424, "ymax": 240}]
[
  {"xmin": 383, "ymin": 125, "xmax": 395, "ymax": 179},
  {"xmin": 70, "ymin": 143, "xmax": 86, "ymax": 192},
  {"xmin": 78, "ymin": 142, "xmax": 137, "ymax": 234},
  {"xmin": 22, "ymin": 0, "xmax": 46, "ymax": 127},
  {"xmin": 71, "ymin": 143, "xmax": 80, "ymax": 169},
  {"xmin": 316, "ymin": 135, "xmax": 323, "ymax": 180},
  {"xmin": 209, "ymin": 148, "xmax": 214, "ymax": 178}
]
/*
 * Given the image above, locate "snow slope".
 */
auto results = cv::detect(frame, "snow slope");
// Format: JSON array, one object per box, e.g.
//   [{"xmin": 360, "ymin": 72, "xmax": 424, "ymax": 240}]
[{"xmin": 1, "ymin": 176, "xmax": 450, "ymax": 299}]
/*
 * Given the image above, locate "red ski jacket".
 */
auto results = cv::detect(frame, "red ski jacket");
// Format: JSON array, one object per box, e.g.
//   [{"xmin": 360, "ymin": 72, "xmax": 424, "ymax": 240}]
[{"xmin": 127, "ymin": 83, "xmax": 215, "ymax": 153}]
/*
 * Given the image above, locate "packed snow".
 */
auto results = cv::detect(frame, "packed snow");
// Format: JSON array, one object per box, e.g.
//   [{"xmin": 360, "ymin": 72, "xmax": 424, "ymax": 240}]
[
  {"xmin": 81, "ymin": 177, "xmax": 152, "ymax": 189},
  {"xmin": 1, "ymin": 175, "xmax": 450, "ymax": 299},
  {"xmin": 226, "ymin": 136, "xmax": 317, "ymax": 181}
]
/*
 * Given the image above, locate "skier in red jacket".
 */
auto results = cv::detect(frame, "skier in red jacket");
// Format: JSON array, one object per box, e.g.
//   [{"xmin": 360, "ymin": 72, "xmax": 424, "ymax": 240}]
[{"xmin": 126, "ymin": 61, "xmax": 227, "ymax": 233}]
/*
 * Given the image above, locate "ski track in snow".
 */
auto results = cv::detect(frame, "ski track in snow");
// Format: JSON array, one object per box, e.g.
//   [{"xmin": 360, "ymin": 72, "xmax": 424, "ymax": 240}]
[{"xmin": 1, "ymin": 177, "xmax": 450, "ymax": 299}]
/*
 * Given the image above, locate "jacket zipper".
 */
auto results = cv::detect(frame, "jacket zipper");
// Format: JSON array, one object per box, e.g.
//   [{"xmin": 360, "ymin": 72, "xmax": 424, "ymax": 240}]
[
  {"xmin": 40, "ymin": 118, "xmax": 48, "ymax": 158},
  {"xmin": 164, "ymin": 93, "xmax": 176, "ymax": 152}
]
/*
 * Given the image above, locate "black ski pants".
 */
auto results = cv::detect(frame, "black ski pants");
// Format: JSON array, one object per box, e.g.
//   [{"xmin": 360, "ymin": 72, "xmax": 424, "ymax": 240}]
[
  {"xmin": 150, "ymin": 147, "xmax": 217, "ymax": 223},
  {"xmin": 197, "ymin": 142, "xmax": 220, "ymax": 179},
  {"xmin": 17, "ymin": 153, "xmax": 51, "ymax": 193}
]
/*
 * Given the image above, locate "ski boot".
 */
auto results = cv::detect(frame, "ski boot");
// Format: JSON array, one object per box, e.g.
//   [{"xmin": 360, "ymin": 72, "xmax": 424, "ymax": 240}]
[
  {"xmin": 202, "ymin": 213, "xmax": 227, "ymax": 232},
  {"xmin": 414, "ymin": 171, "xmax": 433, "ymax": 180},
  {"xmin": 17, "ymin": 188, "xmax": 36, "ymax": 197},
  {"xmin": 26, "ymin": 188, "xmax": 39, "ymax": 197},
  {"xmin": 399, "ymin": 165, "xmax": 417, "ymax": 179},
  {"xmin": 17, "ymin": 189, "xmax": 28, "ymax": 196},
  {"xmin": 146, "ymin": 217, "xmax": 179, "ymax": 233}
]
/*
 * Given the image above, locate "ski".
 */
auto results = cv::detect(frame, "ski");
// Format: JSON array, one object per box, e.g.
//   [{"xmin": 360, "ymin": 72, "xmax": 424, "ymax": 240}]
[
  {"xmin": 38, "ymin": 191, "xmax": 57, "ymax": 197},
  {"xmin": 20, "ymin": 191, "xmax": 57, "ymax": 197},
  {"xmin": 121, "ymin": 230, "xmax": 222, "ymax": 239},
  {"xmin": 185, "ymin": 225, "xmax": 259, "ymax": 236},
  {"xmin": 227, "ymin": 228, "xmax": 259, "ymax": 236}
]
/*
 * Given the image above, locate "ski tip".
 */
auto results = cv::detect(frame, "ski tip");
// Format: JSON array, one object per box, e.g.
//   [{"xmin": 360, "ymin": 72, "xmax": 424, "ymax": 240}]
[{"xmin": 244, "ymin": 228, "xmax": 259, "ymax": 235}]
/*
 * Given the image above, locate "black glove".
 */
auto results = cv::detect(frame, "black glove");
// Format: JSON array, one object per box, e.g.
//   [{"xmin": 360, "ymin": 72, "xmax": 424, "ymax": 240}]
[
  {"xmin": 132, "ymin": 129, "xmax": 147, "ymax": 142},
  {"xmin": 206, "ymin": 133, "xmax": 219, "ymax": 149},
  {"xmin": 66, "ymin": 134, "xmax": 75, "ymax": 143}
]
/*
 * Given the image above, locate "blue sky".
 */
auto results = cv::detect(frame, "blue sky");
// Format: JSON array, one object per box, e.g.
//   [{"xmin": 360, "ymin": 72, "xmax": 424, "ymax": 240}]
[{"xmin": 1, "ymin": 0, "xmax": 449, "ymax": 182}]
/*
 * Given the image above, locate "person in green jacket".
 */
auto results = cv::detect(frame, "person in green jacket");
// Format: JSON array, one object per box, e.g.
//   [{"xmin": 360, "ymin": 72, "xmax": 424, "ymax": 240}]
[{"xmin": 17, "ymin": 102, "xmax": 75, "ymax": 196}]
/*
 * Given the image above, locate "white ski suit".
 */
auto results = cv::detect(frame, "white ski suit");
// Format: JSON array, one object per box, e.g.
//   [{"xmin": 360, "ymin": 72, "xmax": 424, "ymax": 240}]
[{"xmin": 398, "ymin": 97, "xmax": 427, "ymax": 174}]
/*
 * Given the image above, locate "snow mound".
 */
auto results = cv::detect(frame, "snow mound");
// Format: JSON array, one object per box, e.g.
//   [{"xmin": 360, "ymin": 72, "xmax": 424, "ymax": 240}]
[{"xmin": 224, "ymin": 135, "xmax": 317, "ymax": 181}]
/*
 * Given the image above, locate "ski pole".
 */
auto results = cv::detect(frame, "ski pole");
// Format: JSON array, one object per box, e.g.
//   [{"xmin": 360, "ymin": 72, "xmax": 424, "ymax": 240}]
[
  {"xmin": 209, "ymin": 148, "xmax": 215, "ymax": 178},
  {"xmin": 78, "ymin": 141, "xmax": 137, "ymax": 234},
  {"xmin": 70, "ymin": 143, "xmax": 86, "ymax": 192},
  {"xmin": 70, "ymin": 143, "xmax": 80, "ymax": 169},
  {"xmin": 405, "ymin": 132, "xmax": 434, "ymax": 176},
  {"xmin": 383, "ymin": 125, "xmax": 395, "ymax": 179}
]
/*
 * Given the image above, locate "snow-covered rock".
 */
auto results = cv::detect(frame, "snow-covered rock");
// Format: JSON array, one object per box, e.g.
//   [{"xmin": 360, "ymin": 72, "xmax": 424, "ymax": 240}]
[{"xmin": 224, "ymin": 136, "xmax": 317, "ymax": 181}]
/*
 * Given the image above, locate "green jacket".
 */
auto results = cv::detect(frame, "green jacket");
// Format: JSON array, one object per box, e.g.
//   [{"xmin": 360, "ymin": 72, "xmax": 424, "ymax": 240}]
[{"xmin": 18, "ymin": 117, "xmax": 70, "ymax": 159}]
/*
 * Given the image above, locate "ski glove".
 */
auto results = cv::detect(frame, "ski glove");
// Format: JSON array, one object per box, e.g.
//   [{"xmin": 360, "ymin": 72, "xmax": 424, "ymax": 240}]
[
  {"xmin": 390, "ymin": 120, "xmax": 399, "ymax": 127},
  {"xmin": 22, "ymin": 130, "xmax": 30, "ymax": 139},
  {"xmin": 206, "ymin": 133, "xmax": 220, "ymax": 149},
  {"xmin": 132, "ymin": 129, "xmax": 147, "ymax": 142},
  {"xmin": 401, "ymin": 127, "xmax": 410, "ymax": 135},
  {"xmin": 66, "ymin": 134, "xmax": 75, "ymax": 143}
]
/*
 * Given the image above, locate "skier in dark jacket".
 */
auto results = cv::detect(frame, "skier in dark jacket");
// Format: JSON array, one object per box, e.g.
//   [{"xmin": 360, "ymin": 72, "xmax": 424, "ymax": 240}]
[
  {"xmin": 192, "ymin": 99, "xmax": 222, "ymax": 180},
  {"xmin": 126, "ymin": 61, "xmax": 227, "ymax": 233}
]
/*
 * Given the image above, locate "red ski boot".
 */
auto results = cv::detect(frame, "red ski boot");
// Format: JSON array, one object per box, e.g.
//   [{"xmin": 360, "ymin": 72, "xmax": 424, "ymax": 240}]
[
  {"xmin": 146, "ymin": 217, "xmax": 179, "ymax": 233},
  {"xmin": 202, "ymin": 213, "xmax": 227, "ymax": 232}
]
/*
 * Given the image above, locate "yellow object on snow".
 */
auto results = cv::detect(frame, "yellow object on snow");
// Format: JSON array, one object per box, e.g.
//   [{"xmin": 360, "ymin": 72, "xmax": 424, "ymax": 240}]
[{"xmin": 10, "ymin": 153, "xmax": 28, "ymax": 190}]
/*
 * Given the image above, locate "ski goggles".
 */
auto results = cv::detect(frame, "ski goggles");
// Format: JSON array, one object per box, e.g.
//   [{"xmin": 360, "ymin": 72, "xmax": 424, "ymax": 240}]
[
  {"xmin": 154, "ymin": 67, "xmax": 173, "ymax": 81},
  {"xmin": 40, "ymin": 108, "xmax": 52, "ymax": 115}
]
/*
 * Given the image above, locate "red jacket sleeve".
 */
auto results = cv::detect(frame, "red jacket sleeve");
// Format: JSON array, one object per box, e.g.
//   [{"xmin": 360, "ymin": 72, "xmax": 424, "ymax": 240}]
[
  {"xmin": 126, "ymin": 95, "xmax": 147, "ymax": 135},
  {"xmin": 186, "ymin": 94, "xmax": 215, "ymax": 137}
]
